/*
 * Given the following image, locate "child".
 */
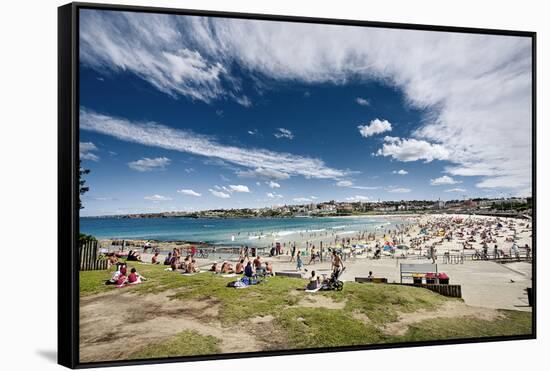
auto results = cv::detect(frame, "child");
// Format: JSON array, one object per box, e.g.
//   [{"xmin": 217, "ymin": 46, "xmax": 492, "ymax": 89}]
[
  {"xmin": 296, "ymin": 250, "xmax": 303, "ymax": 271},
  {"xmin": 127, "ymin": 267, "xmax": 146, "ymax": 285}
]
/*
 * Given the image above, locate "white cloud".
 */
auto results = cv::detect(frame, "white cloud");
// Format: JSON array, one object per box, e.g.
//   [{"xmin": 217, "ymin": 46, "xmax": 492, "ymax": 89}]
[
  {"xmin": 336, "ymin": 180, "xmax": 353, "ymax": 187},
  {"xmin": 355, "ymin": 97, "xmax": 370, "ymax": 106},
  {"xmin": 128, "ymin": 157, "xmax": 171, "ymax": 172},
  {"xmin": 430, "ymin": 175, "xmax": 461, "ymax": 186},
  {"xmin": 267, "ymin": 192, "xmax": 283, "ymax": 199},
  {"xmin": 445, "ymin": 188, "xmax": 467, "ymax": 193},
  {"xmin": 177, "ymin": 189, "xmax": 202, "ymax": 197},
  {"xmin": 273, "ymin": 128, "xmax": 294, "ymax": 139},
  {"xmin": 336, "ymin": 180, "xmax": 380, "ymax": 190},
  {"xmin": 80, "ymin": 141, "xmax": 99, "ymax": 161},
  {"xmin": 293, "ymin": 197, "xmax": 313, "ymax": 203},
  {"xmin": 267, "ymin": 181, "xmax": 280, "ymax": 189},
  {"xmin": 81, "ymin": 109, "xmax": 348, "ymax": 180},
  {"xmin": 80, "ymin": 12, "xmax": 532, "ymax": 195},
  {"xmin": 377, "ymin": 137, "xmax": 450, "ymax": 162},
  {"xmin": 345, "ymin": 195, "xmax": 369, "ymax": 201},
  {"xmin": 358, "ymin": 119, "xmax": 392, "ymax": 138},
  {"xmin": 386, "ymin": 187, "xmax": 411, "ymax": 193},
  {"xmin": 228, "ymin": 184, "xmax": 250, "ymax": 193},
  {"xmin": 247, "ymin": 129, "xmax": 258, "ymax": 135},
  {"xmin": 209, "ymin": 189, "xmax": 231, "ymax": 198},
  {"xmin": 393, "ymin": 169, "xmax": 408, "ymax": 175},
  {"xmin": 144, "ymin": 194, "xmax": 172, "ymax": 201}
]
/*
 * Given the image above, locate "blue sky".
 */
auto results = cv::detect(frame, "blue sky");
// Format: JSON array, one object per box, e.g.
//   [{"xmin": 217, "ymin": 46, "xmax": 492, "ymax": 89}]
[{"xmin": 78, "ymin": 10, "xmax": 532, "ymax": 216}]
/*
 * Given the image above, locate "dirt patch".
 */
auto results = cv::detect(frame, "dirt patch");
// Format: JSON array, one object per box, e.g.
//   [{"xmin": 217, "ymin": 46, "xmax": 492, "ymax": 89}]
[
  {"xmin": 79, "ymin": 289, "xmax": 261, "ymax": 362},
  {"xmin": 351, "ymin": 310, "xmax": 371, "ymax": 325},
  {"xmin": 297, "ymin": 294, "xmax": 347, "ymax": 310},
  {"xmin": 381, "ymin": 301, "xmax": 505, "ymax": 336},
  {"xmin": 249, "ymin": 315, "xmax": 275, "ymax": 324}
]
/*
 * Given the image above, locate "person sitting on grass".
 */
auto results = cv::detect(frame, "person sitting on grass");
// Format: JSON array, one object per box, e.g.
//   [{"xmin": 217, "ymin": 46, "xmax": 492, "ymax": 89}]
[
  {"xmin": 181, "ymin": 256, "xmax": 191, "ymax": 272},
  {"xmin": 190, "ymin": 259, "xmax": 199, "ymax": 273},
  {"xmin": 253, "ymin": 255, "xmax": 262, "ymax": 270},
  {"xmin": 164, "ymin": 252, "xmax": 172, "ymax": 265},
  {"xmin": 127, "ymin": 267, "xmax": 147, "ymax": 285},
  {"xmin": 244, "ymin": 261, "xmax": 254, "ymax": 278},
  {"xmin": 151, "ymin": 252, "xmax": 160, "ymax": 265},
  {"xmin": 210, "ymin": 262, "xmax": 220, "ymax": 273},
  {"xmin": 367, "ymin": 271, "xmax": 374, "ymax": 279},
  {"xmin": 235, "ymin": 259, "xmax": 245, "ymax": 274},
  {"xmin": 265, "ymin": 261, "xmax": 274, "ymax": 276},
  {"xmin": 306, "ymin": 270, "xmax": 320, "ymax": 290},
  {"xmin": 220, "ymin": 262, "xmax": 234, "ymax": 274}
]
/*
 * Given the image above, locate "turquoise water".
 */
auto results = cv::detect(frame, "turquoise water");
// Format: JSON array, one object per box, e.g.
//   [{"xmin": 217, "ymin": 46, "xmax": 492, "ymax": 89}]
[{"xmin": 80, "ymin": 216, "xmax": 399, "ymax": 247}]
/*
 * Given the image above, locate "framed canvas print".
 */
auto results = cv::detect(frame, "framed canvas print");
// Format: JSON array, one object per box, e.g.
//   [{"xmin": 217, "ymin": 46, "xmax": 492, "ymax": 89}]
[{"xmin": 58, "ymin": 2, "xmax": 536, "ymax": 368}]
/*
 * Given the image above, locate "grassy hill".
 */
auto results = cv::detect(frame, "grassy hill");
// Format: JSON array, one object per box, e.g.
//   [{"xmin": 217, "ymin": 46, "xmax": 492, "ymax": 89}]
[{"xmin": 79, "ymin": 262, "xmax": 532, "ymax": 362}]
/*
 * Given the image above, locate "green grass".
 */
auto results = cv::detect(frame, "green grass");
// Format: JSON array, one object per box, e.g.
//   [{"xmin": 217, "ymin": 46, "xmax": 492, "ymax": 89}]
[
  {"xmin": 130, "ymin": 330, "xmax": 220, "ymax": 359},
  {"xmin": 80, "ymin": 263, "xmax": 533, "ymax": 354},
  {"xmin": 395, "ymin": 310, "xmax": 532, "ymax": 342}
]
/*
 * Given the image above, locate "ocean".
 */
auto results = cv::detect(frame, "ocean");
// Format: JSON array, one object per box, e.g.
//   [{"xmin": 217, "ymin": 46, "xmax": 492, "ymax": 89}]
[{"xmin": 80, "ymin": 216, "xmax": 403, "ymax": 247}]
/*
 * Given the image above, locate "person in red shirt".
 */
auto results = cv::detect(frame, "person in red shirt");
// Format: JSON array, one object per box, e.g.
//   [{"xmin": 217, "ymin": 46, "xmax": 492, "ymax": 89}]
[{"xmin": 127, "ymin": 267, "xmax": 147, "ymax": 284}]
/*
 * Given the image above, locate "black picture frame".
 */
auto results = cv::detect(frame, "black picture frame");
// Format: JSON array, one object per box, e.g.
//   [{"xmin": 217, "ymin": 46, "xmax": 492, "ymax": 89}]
[{"xmin": 58, "ymin": 2, "xmax": 537, "ymax": 368}]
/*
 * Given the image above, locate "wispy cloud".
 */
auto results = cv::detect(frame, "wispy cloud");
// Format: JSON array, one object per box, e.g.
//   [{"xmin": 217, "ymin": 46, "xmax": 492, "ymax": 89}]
[
  {"xmin": 358, "ymin": 119, "xmax": 392, "ymax": 138},
  {"xmin": 293, "ymin": 197, "xmax": 314, "ymax": 203},
  {"xmin": 355, "ymin": 97, "xmax": 370, "ymax": 106},
  {"xmin": 177, "ymin": 189, "xmax": 202, "ymax": 197},
  {"xmin": 386, "ymin": 187, "xmax": 411, "ymax": 193},
  {"xmin": 267, "ymin": 192, "xmax": 283, "ymax": 199},
  {"xmin": 80, "ymin": 12, "xmax": 532, "ymax": 195},
  {"xmin": 345, "ymin": 195, "xmax": 369, "ymax": 201},
  {"xmin": 209, "ymin": 189, "xmax": 231, "ymax": 198},
  {"xmin": 80, "ymin": 141, "xmax": 99, "ymax": 161},
  {"xmin": 81, "ymin": 109, "xmax": 348, "ymax": 180},
  {"xmin": 393, "ymin": 169, "xmax": 408, "ymax": 175},
  {"xmin": 430, "ymin": 175, "xmax": 461, "ymax": 186},
  {"xmin": 267, "ymin": 181, "xmax": 280, "ymax": 189},
  {"xmin": 336, "ymin": 180, "xmax": 380, "ymax": 190},
  {"xmin": 144, "ymin": 194, "xmax": 172, "ymax": 201},
  {"xmin": 273, "ymin": 128, "xmax": 294, "ymax": 139},
  {"xmin": 445, "ymin": 188, "xmax": 467, "ymax": 193},
  {"xmin": 128, "ymin": 157, "xmax": 171, "ymax": 172}
]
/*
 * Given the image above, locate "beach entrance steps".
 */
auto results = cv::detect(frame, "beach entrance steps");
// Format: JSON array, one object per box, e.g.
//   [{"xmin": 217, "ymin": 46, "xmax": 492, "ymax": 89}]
[{"xmin": 80, "ymin": 240, "xmax": 108, "ymax": 271}]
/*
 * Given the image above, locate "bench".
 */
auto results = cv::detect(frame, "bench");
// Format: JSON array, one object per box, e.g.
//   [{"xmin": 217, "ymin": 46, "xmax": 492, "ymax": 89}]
[
  {"xmin": 355, "ymin": 277, "xmax": 388, "ymax": 284},
  {"xmin": 275, "ymin": 271, "xmax": 303, "ymax": 278},
  {"xmin": 400, "ymin": 263, "xmax": 437, "ymax": 283}
]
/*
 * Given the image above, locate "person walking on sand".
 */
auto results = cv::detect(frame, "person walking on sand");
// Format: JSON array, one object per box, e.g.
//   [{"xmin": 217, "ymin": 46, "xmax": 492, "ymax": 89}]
[
  {"xmin": 296, "ymin": 250, "xmax": 304, "ymax": 271},
  {"xmin": 290, "ymin": 243, "xmax": 296, "ymax": 262},
  {"xmin": 429, "ymin": 245, "xmax": 436, "ymax": 264}
]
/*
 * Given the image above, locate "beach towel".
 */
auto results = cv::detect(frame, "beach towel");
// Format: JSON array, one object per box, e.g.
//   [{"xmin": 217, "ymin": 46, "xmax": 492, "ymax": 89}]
[
  {"xmin": 305, "ymin": 287, "xmax": 321, "ymax": 293},
  {"xmin": 221, "ymin": 273, "xmax": 237, "ymax": 278}
]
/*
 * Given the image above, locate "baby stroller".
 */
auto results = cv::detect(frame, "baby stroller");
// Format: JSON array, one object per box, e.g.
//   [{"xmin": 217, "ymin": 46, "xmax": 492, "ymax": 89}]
[{"xmin": 321, "ymin": 267, "xmax": 346, "ymax": 291}]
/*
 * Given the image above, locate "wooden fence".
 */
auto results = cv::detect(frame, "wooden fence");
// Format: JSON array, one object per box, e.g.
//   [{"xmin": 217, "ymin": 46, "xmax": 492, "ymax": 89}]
[{"xmin": 80, "ymin": 240, "xmax": 108, "ymax": 271}]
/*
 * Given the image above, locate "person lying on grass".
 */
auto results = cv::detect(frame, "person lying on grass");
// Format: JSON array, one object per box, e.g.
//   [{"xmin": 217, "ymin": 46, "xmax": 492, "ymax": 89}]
[{"xmin": 126, "ymin": 250, "xmax": 142, "ymax": 262}]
